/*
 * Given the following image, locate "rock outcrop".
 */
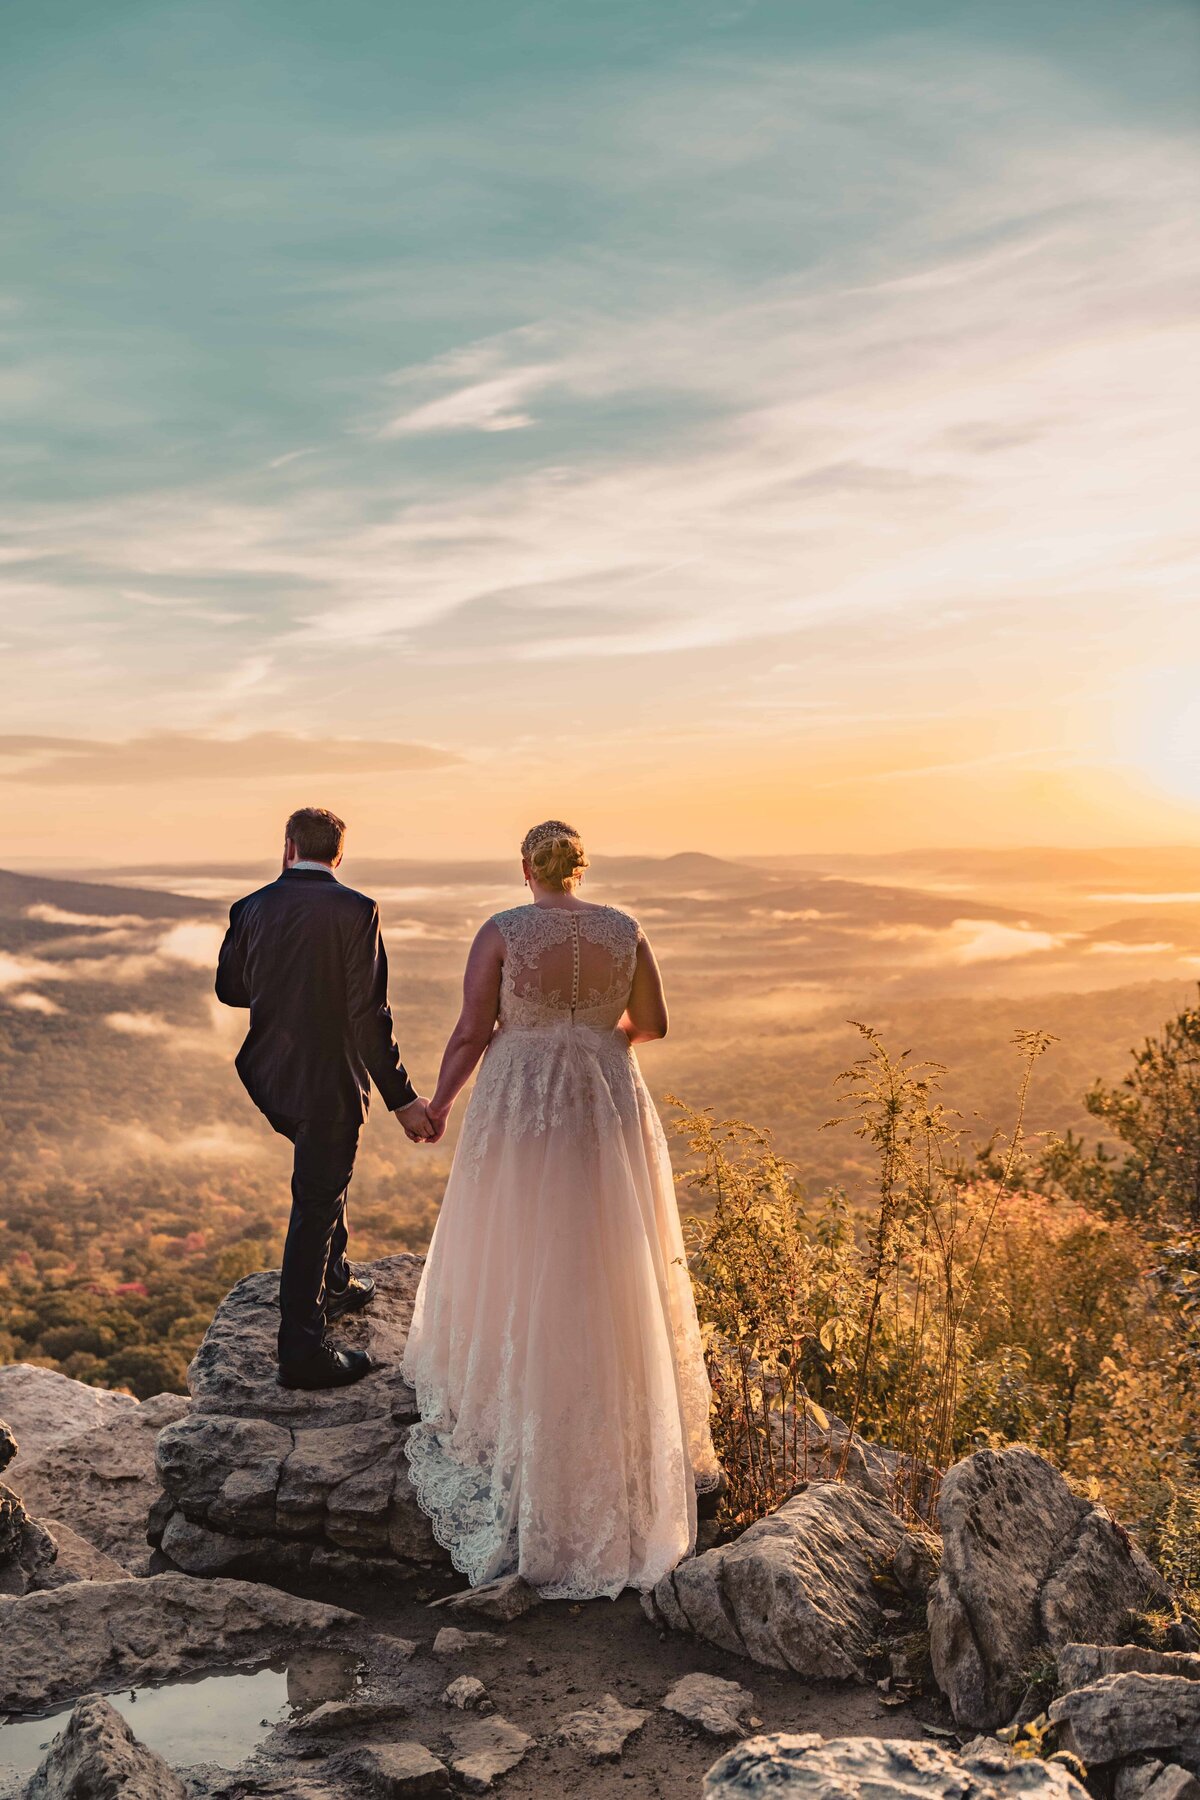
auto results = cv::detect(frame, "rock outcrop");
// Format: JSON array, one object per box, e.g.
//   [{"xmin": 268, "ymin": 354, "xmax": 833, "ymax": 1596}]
[
  {"xmin": 0, "ymin": 1366, "xmax": 137, "ymax": 1470},
  {"xmin": 0, "ymin": 1571, "xmax": 362, "ymax": 1710},
  {"xmin": 21, "ymin": 1693, "xmax": 188, "ymax": 1800},
  {"xmin": 928, "ymin": 1447, "xmax": 1169, "ymax": 1730},
  {"xmin": 1049, "ymin": 1674, "xmax": 1200, "ymax": 1771},
  {"xmin": 151, "ymin": 1255, "xmax": 444, "ymax": 1576},
  {"xmin": 701, "ymin": 1733, "xmax": 1091, "ymax": 1800},
  {"xmin": 9, "ymin": 1390, "xmax": 189, "ymax": 1574},
  {"xmin": 644, "ymin": 1478, "xmax": 926, "ymax": 1677}
]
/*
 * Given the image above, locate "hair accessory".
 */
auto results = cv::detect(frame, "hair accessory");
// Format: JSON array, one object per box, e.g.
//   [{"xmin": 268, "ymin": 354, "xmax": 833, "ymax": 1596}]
[{"xmin": 522, "ymin": 820, "xmax": 581, "ymax": 855}]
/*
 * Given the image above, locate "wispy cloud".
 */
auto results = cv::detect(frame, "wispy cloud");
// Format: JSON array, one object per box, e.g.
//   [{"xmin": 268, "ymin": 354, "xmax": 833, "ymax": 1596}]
[{"xmin": 0, "ymin": 732, "xmax": 461, "ymax": 785}]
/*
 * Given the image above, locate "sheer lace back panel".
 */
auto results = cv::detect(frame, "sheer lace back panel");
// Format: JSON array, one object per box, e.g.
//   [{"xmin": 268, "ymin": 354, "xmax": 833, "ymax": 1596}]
[{"xmin": 492, "ymin": 904, "xmax": 639, "ymax": 1032}]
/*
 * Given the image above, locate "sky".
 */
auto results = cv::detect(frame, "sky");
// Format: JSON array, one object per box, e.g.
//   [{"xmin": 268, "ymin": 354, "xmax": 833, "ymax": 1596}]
[{"xmin": 2, "ymin": 0, "xmax": 1199, "ymax": 865}]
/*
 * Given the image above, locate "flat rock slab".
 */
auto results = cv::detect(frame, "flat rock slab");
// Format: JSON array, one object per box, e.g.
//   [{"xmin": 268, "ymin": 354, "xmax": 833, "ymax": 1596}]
[
  {"xmin": 0, "ymin": 1367, "xmax": 137, "ymax": 1471},
  {"xmin": 429, "ymin": 1574, "xmax": 540, "ymax": 1623},
  {"xmin": 555, "ymin": 1692, "xmax": 648, "ymax": 1760},
  {"xmin": 433, "ymin": 1627, "xmax": 507, "ymax": 1656},
  {"xmin": 1059, "ymin": 1645, "xmax": 1200, "ymax": 1691},
  {"xmin": 663, "ymin": 1671, "xmax": 757, "ymax": 1737},
  {"xmin": 152, "ymin": 1255, "xmax": 446, "ymax": 1577},
  {"xmin": 0, "ymin": 1571, "xmax": 361, "ymax": 1710},
  {"xmin": 10, "ymin": 1392, "xmax": 189, "ymax": 1575},
  {"xmin": 701, "ymin": 1732, "xmax": 1091, "ymax": 1799},
  {"xmin": 356, "ymin": 1740, "xmax": 450, "ymax": 1794},
  {"xmin": 22, "ymin": 1694, "xmax": 187, "ymax": 1800},
  {"xmin": 448, "ymin": 1715, "xmax": 532, "ymax": 1790},
  {"xmin": 187, "ymin": 1255, "xmax": 424, "ymax": 1423},
  {"xmin": 645, "ymin": 1479, "xmax": 922, "ymax": 1677},
  {"xmin": 1049, "ymin": 1673, "xmax": 1200, "ymax": 1769},
  {"xmin": 929, "ymin": 1447, "xmax": 1169, "ymax": 1731}
]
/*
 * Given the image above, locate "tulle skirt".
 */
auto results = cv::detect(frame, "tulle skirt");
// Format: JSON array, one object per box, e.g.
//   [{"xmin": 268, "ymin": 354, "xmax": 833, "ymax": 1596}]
[{"xmin": 402, "ymin": 1022, "xmax": 719, "ymax": 1600}]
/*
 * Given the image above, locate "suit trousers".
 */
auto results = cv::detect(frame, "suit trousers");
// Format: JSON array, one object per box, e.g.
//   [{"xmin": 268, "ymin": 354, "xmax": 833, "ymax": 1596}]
[{"xmin": 268, "ymin": 1114, "xmax": 361, "ymax": 1364}]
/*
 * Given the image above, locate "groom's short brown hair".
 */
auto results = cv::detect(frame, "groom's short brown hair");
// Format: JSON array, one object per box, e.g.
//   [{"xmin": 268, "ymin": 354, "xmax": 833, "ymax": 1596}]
[{"xmin": 285, "ymin": 806, "xmax": 346, "ymax": 864}]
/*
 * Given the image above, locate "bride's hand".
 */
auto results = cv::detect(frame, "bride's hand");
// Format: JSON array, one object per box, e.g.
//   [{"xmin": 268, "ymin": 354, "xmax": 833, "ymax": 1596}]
[{"xmin": 425, "ymin": 1100, "xmax": 451, "ymax": 1144}]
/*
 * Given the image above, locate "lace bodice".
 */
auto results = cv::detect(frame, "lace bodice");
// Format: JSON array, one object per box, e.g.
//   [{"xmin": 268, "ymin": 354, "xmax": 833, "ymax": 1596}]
[{"xmin": 492, "ymin": 904, "xmax": 639, "ymax": 1032}]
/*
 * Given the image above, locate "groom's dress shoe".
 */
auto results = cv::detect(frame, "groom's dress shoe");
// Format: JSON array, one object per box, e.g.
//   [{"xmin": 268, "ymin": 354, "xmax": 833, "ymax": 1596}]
[
  {"xmin": 325, "ymin": 1272, "xmax": 376, "ymax": 1321},
  {"xmin": 277, "ymin": 1345, "xmax": 374, "ymax": 1390}
]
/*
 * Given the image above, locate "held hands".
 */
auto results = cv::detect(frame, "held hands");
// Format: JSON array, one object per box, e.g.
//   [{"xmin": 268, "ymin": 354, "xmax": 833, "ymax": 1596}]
[{"xmin": 393, "ymin": 1097, "xmax": 438, "ymax": 1143}]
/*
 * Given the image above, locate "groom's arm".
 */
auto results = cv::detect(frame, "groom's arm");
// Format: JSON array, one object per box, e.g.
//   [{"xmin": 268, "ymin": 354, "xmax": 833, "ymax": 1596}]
[
  {"xmin": 215, "ymin": 900, "xmax": 250, "ymax": 1008},
  {"xmin": 346, "ymin": 903, "xmax": 419, "ymax": 1111}
]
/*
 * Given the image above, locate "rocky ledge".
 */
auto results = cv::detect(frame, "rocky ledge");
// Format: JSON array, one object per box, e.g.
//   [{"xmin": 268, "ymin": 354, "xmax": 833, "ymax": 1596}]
[
  {"xmin": 151, "ymin": 1254, "xmax": 445, "ymax": 1577},
  {"xmin": 0, "ymin": 1570, "xmax": 372, "ymax": 1712}
]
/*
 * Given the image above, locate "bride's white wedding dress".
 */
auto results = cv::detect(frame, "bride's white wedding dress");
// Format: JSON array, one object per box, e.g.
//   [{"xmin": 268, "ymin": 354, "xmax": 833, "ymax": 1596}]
[{"xmin": 402, "ymin": 902, "xmax": 720, "ymax": 1600}]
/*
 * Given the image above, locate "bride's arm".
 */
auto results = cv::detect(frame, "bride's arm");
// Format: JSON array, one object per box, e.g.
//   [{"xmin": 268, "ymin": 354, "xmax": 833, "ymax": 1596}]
[
  {"xmin": 619, "ymin": 934, "xmax": 669, "ymax": 1045},
  {"xmin": 427, "ymin": 921, "xmax": 504, "ymax": 1136}
]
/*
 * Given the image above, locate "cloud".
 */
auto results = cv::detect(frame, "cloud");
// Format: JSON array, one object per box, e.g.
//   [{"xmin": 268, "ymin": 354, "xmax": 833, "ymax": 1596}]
[
  {"xmin": 870, "ymin": 918, "xmax": 1067, "ymax": 963},
  {"xmin": 4, "ymin": 990, "xmax": 62, "ymax": 1015},
  {"xmin": 155, "ymin": 921, "xmax": 225, "ymax": 967},
  {"xmin": 375, "ymin": 337, "xmax": 557, "ymax": 437},
  {"xmin": 0, "ymin": 951, "xmax": 62, "ymax": 990},
  {"xmin": 1085, "ymin": 938, "xmax": 1176, "ymax": 955},
  {"xmin": 946, "ymin": 919, "xmax": 1066, "ymax": 964},
  {"xmin": 26, "ymin": 903, "xmax": 151, "ymax": 928},
  {"xmin": 0, "ymin": 732, "xmax": 462, "ymax": 786},
  {"xmin": 105, "ymin": 1010, "xmax": 172, "ymax": 1036}
]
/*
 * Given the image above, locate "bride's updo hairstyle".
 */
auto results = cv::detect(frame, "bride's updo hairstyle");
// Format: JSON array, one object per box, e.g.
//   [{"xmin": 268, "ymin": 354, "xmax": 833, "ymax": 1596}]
[{"xmin": 521, "ymin": 820, "xmax": 589, "ymax": 892}]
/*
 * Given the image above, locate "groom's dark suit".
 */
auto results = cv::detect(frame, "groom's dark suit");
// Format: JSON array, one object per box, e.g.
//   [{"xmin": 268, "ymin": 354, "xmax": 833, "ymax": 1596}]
[{"xmin": 216, "ymin": 867, "xmax": 418, "ymax": 1365}]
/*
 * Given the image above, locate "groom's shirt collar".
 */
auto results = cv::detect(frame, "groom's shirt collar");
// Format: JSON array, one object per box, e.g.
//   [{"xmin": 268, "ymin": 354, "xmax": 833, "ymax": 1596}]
[{"xmin": 286, "ymin": 860, "xmax": 338, "ymax": 876}]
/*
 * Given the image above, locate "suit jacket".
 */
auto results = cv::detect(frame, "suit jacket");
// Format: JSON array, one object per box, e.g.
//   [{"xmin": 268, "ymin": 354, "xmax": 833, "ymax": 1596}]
[{"xmin": 215, "ymin": 868, "xmax": 418, "ymax": 1125}]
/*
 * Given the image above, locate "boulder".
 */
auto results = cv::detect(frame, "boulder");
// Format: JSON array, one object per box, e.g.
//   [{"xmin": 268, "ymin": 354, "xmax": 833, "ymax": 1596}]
[
  {"xmin": 0, "ymin": 1366, "xmax": 137, "ymax": 1470},
  {"xmin": 662, "ymin": 1671, "xmax": 757, "ymax": 1737},
  {"xmin": 701, "ymin": 1733, "xmax": 1091, "ymax": 1799},
  {"xmin": 1049, "ymin": 1674, "xmax": 1200, "ymax": 1770},
  {"xmin": 0, "ymin": 1479, "xmax": 58, "ymax": 1595},
  {"xmin": 21, "ymin": 1693, "xmax": 187, "ymax": 1800},
  {"xmin": 1142, "ymin": 1771, "xmax": 1200, "ymax": 1800},
  {"xmin": 151, "ymin": 1256, "xmax": 446, "ymax": 1576},
  {"xmin": 8, "ymin": 1390, "xmax": 190, "ymax": 1574},
  {"xmin": 643, "ymin": 1479, "xmax": 923, "ymax": 1677},
  {"xmin": 928, "ymin": 1447, "xmax": 1169, "ymax": 1730},
  {"xmin": 0, "ymin": 1570, "xmax": 361, "ymax": 1710},
  {"xmin": 1059, "ymin": 1645, "xmax": 1200, "ymax": 1692},
  {"xmin": 0, "ymin": 1418, "xmax": 16, "ymax": 1470},
  {"xmin": 554, "ymin": 1692, "xmax": 648, "ymax": 1760},
  {"xmin": 447, "ymin": 1715, "xmax": 532, "ymax": 1790}
]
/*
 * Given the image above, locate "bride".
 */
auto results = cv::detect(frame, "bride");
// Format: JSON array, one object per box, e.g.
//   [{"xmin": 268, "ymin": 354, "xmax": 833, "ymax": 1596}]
[{"xmin": 402, "ymin": 820, "xmax": 720, "ymax": 1600}]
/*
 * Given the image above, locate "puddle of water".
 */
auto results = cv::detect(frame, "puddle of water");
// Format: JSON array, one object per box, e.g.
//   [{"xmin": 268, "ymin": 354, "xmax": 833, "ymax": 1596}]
[{"xmin": 0, "ymin": 1650, "xmax": 359, "ymax": 1780}]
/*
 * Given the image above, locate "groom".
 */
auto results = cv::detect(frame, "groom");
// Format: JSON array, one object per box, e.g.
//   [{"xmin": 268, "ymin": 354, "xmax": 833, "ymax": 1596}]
[{"xmin": 216, "ymin": 806, "xmax": 434, "ymax": 1390}]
